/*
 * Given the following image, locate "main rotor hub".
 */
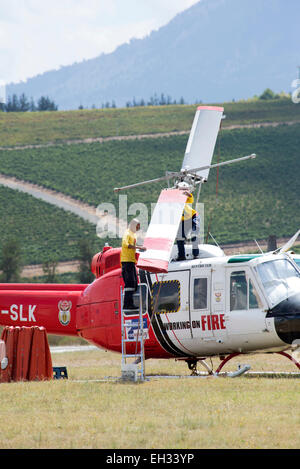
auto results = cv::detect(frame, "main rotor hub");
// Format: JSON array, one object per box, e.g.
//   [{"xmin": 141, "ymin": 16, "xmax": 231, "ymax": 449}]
[{"xmin": 174, "ymin": 172, "xmax": 204, "ymax": 192}]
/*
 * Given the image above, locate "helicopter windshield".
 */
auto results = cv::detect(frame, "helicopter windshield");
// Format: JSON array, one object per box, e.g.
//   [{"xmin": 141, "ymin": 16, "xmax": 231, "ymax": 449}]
[{"xmin": 256, "ymin": 258, "xmax": 300, "ymax": 308}]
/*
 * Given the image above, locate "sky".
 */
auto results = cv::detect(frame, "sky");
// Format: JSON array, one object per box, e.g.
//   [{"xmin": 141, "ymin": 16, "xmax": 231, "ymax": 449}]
[{"xmin": 0, "ymin": 0, "xmax": 200, "ymax": 85}]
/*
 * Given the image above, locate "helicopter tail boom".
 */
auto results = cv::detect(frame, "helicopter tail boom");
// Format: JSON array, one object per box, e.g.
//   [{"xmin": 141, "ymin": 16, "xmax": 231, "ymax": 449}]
[{"xmin": 0, "ymin": 284, "xmax": 84, "ymax": 336}]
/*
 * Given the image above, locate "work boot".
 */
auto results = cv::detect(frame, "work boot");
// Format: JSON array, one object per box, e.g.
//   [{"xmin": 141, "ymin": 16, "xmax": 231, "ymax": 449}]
[{"xmin": 192, "ymin": 248, "xmax": 199, "ymax": 259}]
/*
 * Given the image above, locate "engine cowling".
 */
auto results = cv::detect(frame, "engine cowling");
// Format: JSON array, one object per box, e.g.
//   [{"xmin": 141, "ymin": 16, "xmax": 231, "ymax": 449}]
[{"xmin": 91, "ymin": 245, "xmax": 121, "ymax": 279}]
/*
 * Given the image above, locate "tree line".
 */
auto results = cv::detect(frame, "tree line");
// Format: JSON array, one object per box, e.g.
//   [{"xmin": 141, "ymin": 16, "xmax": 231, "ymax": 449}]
[
  {"xmin": 84, "ymin": 92, "xmax": 189, "ymax": 110},
  {"xmin": 125, "ymin": 93, "xmax": 187, "ymax": 108},
  {"xmin": 86, "ymin": 88, "xmax": 289, "ymax": 110},
  {"xmin": 0, "ymin": 239, "xmax": 94, "ymax": 283},
  {"xmin": 1, "ymin": 88, "xmax": 290, "ymax": 113},
  {"xmin": 256, "ymin": 88, "xmax": 290, "ymax": 101},
  {"xmin": 0, "ymin": 93, "xmax": 58, "ymax": 112}
]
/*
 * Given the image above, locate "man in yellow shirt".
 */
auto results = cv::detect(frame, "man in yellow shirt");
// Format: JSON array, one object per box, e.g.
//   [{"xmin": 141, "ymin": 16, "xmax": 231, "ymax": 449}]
[
  {"xmin": 121, "ymin": 218, "xmax": 146, "ymax": 310},
  {"xmin": 177, "ymin": 183, "xmax": 200, "ymax": 261}
]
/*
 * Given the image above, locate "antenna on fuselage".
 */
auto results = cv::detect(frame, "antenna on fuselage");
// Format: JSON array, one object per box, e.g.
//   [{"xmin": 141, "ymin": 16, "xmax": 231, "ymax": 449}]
[
  {"xmin": 209, "ymin": 232, "xmax": 221, "ymax": 249},
  {"xmin": 254, "ymin": 239, "xmax": 264, "ymax": 254}
]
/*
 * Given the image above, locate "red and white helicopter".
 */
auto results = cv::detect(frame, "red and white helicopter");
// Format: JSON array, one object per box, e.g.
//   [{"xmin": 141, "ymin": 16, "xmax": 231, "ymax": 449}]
[{"xmin": 1, "ymin": 106, "xmax": 300, "ymax": 377}]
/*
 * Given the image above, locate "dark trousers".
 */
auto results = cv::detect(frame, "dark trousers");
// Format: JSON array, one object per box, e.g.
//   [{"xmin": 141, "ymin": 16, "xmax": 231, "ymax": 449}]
[
  {"xmin": 177, "ymin": 215, "xmax": 200, "ymax": 260},
  {"xmin": 121, "ymin": 262, "xmax": 137, "ymax": 308}
]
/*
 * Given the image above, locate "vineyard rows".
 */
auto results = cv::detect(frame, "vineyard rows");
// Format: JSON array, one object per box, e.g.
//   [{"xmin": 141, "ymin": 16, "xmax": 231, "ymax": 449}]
[{"xmin": 0, "ymin": 123, "xmax": 299, "ymax": 268}]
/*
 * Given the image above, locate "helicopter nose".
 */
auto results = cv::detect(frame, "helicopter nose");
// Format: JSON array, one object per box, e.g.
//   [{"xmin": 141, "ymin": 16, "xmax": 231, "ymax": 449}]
[{"xmin": 267, "ymin": 292, "xmax": 300, "ymax": 345}]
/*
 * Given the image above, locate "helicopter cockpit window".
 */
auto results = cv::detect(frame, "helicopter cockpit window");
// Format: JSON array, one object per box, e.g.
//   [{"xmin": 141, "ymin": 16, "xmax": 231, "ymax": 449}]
[
  {"xmin": 230, "ymin": 271, "xmax": 262, "ymax": 311},
  {"xmin": 256, "ymin": 259, "xmax": 300, "ymax": 307},
  {"xmin": 152, "ymin": 280, "xmax": 180, "ymax": 314},
  {"xmin": 294, "ymin": 259, "xmax": 300, "ymax": 269},
  {"xmin": 193, "ymin": 278, "xmax": 208, "ymax": 310}
]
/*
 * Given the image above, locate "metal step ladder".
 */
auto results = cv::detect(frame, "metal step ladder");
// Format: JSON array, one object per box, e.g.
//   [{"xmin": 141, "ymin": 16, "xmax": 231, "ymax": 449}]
[{"xmin": 120, "ymin": 283, "xmax": 148, "ymax": 382}]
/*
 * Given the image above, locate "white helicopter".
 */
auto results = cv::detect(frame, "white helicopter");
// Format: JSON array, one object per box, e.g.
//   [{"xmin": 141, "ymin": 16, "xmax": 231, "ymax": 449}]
[{"xmin": 114, "ymin": 106, "xmax": 300, "ymax": 375}]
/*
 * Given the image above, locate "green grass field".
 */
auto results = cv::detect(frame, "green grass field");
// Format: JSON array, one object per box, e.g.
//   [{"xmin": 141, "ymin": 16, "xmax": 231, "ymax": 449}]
[
  {"xmin": 0, "ymin": 98, "xmax": 299, "ymax": 147},
  {"xmin": 0, "ymin": 349, "xmax": 300, "ymax": 449}
]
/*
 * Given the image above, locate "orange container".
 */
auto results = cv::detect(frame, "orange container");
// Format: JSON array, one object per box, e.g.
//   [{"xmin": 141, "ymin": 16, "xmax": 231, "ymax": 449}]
[
  {"xmin": 15, "ymin": 327, "xmax": 34, "ymax": 381},
  {"xmin": 0, "ymin": 327, "xmax": 16, "ymax": 382},
  {"xmin": 28, "ymin": 327, "xmax": 52, "ymax": 381},
  {"xmin": 0, "ymin": 326, "xmax": 52, "ymax": 382}
]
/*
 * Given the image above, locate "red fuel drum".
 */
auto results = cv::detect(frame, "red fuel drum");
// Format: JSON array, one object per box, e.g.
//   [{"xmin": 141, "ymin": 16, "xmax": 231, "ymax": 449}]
[{"xmin": 0, "ymin": 326, "xmax": 52, "ymax": 382}]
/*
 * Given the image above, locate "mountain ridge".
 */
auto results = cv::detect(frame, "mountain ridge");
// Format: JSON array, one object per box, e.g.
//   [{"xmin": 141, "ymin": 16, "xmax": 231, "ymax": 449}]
[{"xmin": 7, "ymin": 0, "xmax": 300, "ymax": 110}]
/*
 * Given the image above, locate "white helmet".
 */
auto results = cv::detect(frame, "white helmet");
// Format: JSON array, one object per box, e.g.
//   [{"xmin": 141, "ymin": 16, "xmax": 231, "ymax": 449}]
[{"xmin": 177, "ymin": 181, "xmax": 191, "ymax": 190}]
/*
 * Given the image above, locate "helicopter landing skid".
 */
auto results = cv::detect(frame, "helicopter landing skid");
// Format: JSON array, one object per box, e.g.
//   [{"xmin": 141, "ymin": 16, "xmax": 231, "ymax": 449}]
[
  {"xmin": 184, "ymin": 351, "xmax": 300, "ymax": 378},
  {"xmin": 184, "ymin": 356, "xmax": 250, "ymax": 378},
  {"xmin": 215, "ymin": 351, "xmax": 300, "ymax": 375}
]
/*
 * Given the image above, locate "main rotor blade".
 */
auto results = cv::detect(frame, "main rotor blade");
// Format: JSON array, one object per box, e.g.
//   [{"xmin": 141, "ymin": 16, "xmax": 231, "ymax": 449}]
[
  {"xmin": 184, "ymin": 154, "xmax": 257, "ymax": 178},
  {"xmin": 181, "ymin": 106, "xmax": 224, "ymax": 181},
  {"xmin": 113, "ymin": 154, "xmax": 256, "ymax": 192},
  {"xmin": 114, "ymin": 172, "xmax": 178, "ymax": 192}
]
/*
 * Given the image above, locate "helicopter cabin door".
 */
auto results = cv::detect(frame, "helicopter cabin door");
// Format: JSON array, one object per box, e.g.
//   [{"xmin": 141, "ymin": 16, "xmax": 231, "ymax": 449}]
[
  {"xmin": 190, "ymin": 267, "xmax": 214, "ymax": 342},
  {"xmin": 225, "ymin": 266, "xmax": 267, "ymax": 347}
]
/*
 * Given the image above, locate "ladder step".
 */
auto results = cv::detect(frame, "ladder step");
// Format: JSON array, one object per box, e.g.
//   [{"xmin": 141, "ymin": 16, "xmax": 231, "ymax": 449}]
[
  {"xmin": 123, "ymin": 352, "xmax": 143, "ymax": 356},
  {"xmin": 123, "ymin": 355, "xmax": 142, "ymax": 360},
  {"xmin": 123, "ymin": 323, "xmax": 141, "ymax": 328},
  {"xmin": 123, "ymin": 338, "xmax": 144, "ymax": 343}
]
